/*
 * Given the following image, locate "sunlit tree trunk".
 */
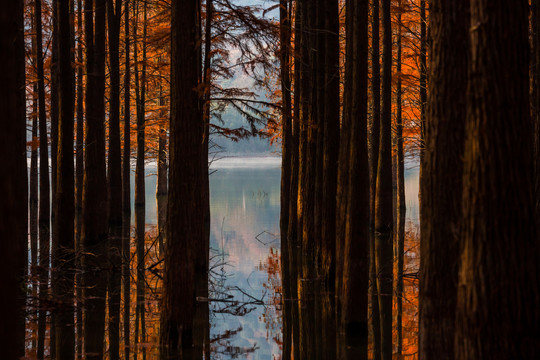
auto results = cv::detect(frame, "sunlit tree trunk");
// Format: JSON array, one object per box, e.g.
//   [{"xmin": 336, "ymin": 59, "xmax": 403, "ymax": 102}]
[
  {"xmin": 53, "ymin": 0, "xmax": 76, "ymax": 358},
  {"xmin": 106, "ymin": 1, "xmax": 123, "ymax": 359},
  {"xmin": 161, "ymin": 0, "xmax": 208, "ymax": 357},
  {"xmin": 376, "ymin": 0, "xmax": 393, "ymax": 358},
  {"xmin": 419, "ymin": 1, "xmax": 468, "ymax": 359},
  {"xmin": 122, "ymin": 0, "xmax": 132, "ymax": 357},
  {"xmin": 82, "ymin": 0, "xmax": 108, "ymax": 357},
  {"xmin": 0, "ymin": 1, "xmax": 27, "ymax": 357},
  {"xmin": 369, "ymin": 0, "xmax": 381, "ymax": 357},
  {"xmin": 455, "ymin": 1, "xmax": 540, "ymax": 358}
]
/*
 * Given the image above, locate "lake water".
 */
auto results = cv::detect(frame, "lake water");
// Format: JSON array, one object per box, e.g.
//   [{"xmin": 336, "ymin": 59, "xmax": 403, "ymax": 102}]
[{"xmin": 141, "ymin": 156, "xmax": 419, "ymax": 359}]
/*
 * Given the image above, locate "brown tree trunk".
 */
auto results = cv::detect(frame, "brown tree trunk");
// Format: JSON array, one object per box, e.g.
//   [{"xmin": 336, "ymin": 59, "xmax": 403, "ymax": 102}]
[
  {"xmin": 82, "ymin": 0, "xmax": 108, "ymax": 357},
  {"xmin": 0, "ymin": 1, "xmax": 27, "ymax": 357},
  {"xmin": 419, "ymin": 1, "xmax": 468, "ymax": 359},
  {"xmin": 53, "ymin": 0, "xmax": 76, "ymax": 358},
  {"xmin": 375, "ymin": 0, "xmax": 393, "ymax": 358},
  {"xmin": 161, "ymin": 0, "xmax": 208, "ymax": 357},
  {"xmin": 395, "ymin": 2, "xmax": 406, "ymax": 356},
  {"xmin": 533, "ymin": 0, "xmax": 540, "ymax": 218},
  {"xmin": 35, "ymin": 0, "xmax": 51, "ymax": 356},
  {"xmin": 157, "ymin": 89, "xmax": 168, "ymax": 257},
  {"xmin": 341, "ymin": 1, "xmax": 370, "ymax": 359},
  {"xmin": 122, "ymin": 0, "xmax": 132, "ymax": 357},
  {"xmin": 455, "ymin": 1, "xmax": 540, "ymax": 358},
  {"xmin": 106, "ymin": 1, "xmax": 123, "ymax": 359},
  {"xmin": 369, "ymin": 0, "xmax": 381, "ymax": 357},
  {"xmin": 75, "ymin": 0, "xmax": 84, "ymax": 356}
]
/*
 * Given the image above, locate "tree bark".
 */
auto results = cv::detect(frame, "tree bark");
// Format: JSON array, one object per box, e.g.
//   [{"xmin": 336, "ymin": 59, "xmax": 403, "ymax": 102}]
[
  {"xmin": 456, "ymin": 1, "xmax": 540, "ymax": 358},
  {"xmin": 82, "ymin": 0, "xmax": 108, "ymax": 357},
  {"xmin": 161, "ymin": 0, "xmax": 209, "ymax": 357},
  {"xmin": 0, "ymin": 1, "xmax": 27, "ymax": 357},
  {"xmin": 419, "ymin": 1, "xmax": 468, "ymax": 359},
  {"xmin": 375, "ymin": 0, "xmax": 393, "ymax": 358}
]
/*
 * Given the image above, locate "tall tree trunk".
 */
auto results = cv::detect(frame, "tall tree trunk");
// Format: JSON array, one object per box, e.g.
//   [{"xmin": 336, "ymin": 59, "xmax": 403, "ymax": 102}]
[
  {"xmin": 134, "ymin": 1, "xmax": 147, "ymax": 356},
  {"xmin": 369, "ymin": 0, "xmax": 381, "ymax": 357},
  {"xmin": 122, "ymin": 0, "xmax": 132, "ymax": 358},
  {"xmin": 53, "ymin": 0, "xmax": 76, "ymax": 358},
  {"xmin": 107, "ymin": 1, "xmax": 123, "ymax": 359},
  {"xmin": 341, "ymin": 0, "xmax": 370, "ymax": 359},
  {"xmin": 533, "ymin": 0, "xmax": 540, "ymax": 217},
  {"xmin": 376, "ymin": 0, "xmax": 393, "ymax": 358},
  {"xmin": 455, "ymin": 1, "xmax": 540, "ymax": 358},
  {"xmin": 0, "ymin": 2, "xmax": 27, "ymax": 357},
  {"xmin": 161, "ymin": 0, "xmax": 208, "ymax": 356},
  {"xmin": 395, "ymin": 2, "xmax": 406, "ymax": 356},
  {"xmin": 279, "ymin": 0, "xmax": 292, "ymax": 358},
  {"xmin": 82, "ymin": 0, "xmax": 108, "ymax": 357},
  {"xmin": 419, "ymin": 1, "xmax": 468, "ymax": 359},
  {"xmin": 157, "ymin": 89, "xmax": 168, "ymax": 256},
  {"xmin": 36, "ymin": 0, "xmax": 51, "ymax": 357},
  {"xmin": 419, "ymin": 0, "xmax": 427, "ymax": 160},
  {"xmin": 75, "ymin": 0, "xmax": 85, "ymax": 356}
]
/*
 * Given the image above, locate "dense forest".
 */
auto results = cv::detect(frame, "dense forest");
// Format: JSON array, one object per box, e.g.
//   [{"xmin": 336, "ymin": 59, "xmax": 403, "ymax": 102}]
[{"xmin": 1, "ymin": 0, "xmax": 539, "ymax": 359}]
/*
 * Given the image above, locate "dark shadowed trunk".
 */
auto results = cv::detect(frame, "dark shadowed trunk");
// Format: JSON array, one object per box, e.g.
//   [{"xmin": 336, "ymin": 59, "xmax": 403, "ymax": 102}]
[
  {"xmin": 455, "ymin": 1, "xmax": 540, "ymax": 358},
  {"xmin": 82, "ymin": 0, "xmax": 108, "ymax": 357},
  {"xmin": 53, "ymin": 0, "xmax": 76, "ymax": 358},
  {"xmin": 161, "ymin": 0, "xmax": 209, "ymax": 357},
  {"xmin": 375, "ymin": 0, "xmax": 393, "ymax": 358},
  {"xmin": 0, "ymin": 1, "xmax": 27, "ymax": 357},
  {"xmin": 157, "ymin": 89, "xmax": 168, "ymax": 256},
  {"xmin": 419, "ymin": 1, "xmax": 468, "ymax": 359}
]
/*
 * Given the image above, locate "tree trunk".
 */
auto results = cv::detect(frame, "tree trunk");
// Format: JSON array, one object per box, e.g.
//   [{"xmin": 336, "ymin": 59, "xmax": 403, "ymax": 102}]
[
  {"xmin": 0, "ymin": 1, "xmax": 27, "ymax": 357},
  {"xmin": 82, "ymin": 0, "xmax": 108, "ymax": 357},
  {"xmin": 122, "ymin": 0, "xmax": 132, "ymax": 357},
  {"xmin": 375, "ymin": 0, "xmax": 393, "ymax": 358},
  {"xmin": 53, "ymin": 0, "xmax": 76, "ymax": 358},
  {"xmin": 161, "ymin": 0, "xmax": 208, "ymax": 357},
  {"xmin": 157, "ymin": 89, "xmax": 168, "ymax": 257},
  {"xmin": 106, "ymin": 1, "xmax": 123, "ymax": 359},
  {"xmin": 395, "ymin": 2, "xmax": 406, "ymax": 356},
  {"xmin": 369, "ymin": 0, "xmax": 381, "ymax": 357},
  {"xmin": 36, "ymin": 0, "xmax": 51, "ymax": 357},
  {"xmin": 341, "ymin": 0, "xmax": 370, "ymax": 359},
  {"xmin": 419, "ymin": 1, "xmax": 468, "ymax": 359},
  {"xmin": 455, "ymin": 1, "xmax": 540, "ymax": 358}
]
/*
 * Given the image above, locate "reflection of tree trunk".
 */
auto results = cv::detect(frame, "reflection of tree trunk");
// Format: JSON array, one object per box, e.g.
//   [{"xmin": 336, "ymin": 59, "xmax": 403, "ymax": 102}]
[
  {"xmin": 161, "ymin": 0, "xmax": 208, "ymax": 357},
  {"xmin": 279, "ymin": 0, "xmax": 292, "ymax": 358},
  {"xmin": 134, "ymin": 1, "xmax": 147, "ymax": 357},
  {"xmin": 376, "ymin": 0, "xmax": 393, "ymax": 358},
  {"xmin": 122, "ymin": 0, "xmax": 132, "ymax": 358},
  {"xmin": 368, "ymin": 0, "xmax": 381, "ymax": 357},
  {"xmin": 53, "ymin": 0, "xmax": 76, "ymax": 357},
  {"xmin": 341, "ymin": 0, "xmax": 370, "ymax": 359},
  {"xmin": 36, "ymin": 0, "xmax": 51, "ymax": 357},
  {"xmin": 106, "ymin": 0, "xmax": 123, "ymax": 359},
  {"xmin": 419, "ymin": 1, "xmax": 468, "ymax": 359},
  {"xmin": 75, "ymin": 0, "xmax": 84, "ymax": 356},
  {"xmin": 455, "ymin": 1, "xmax": 540, "ymax": 358},
  {"xmin": 0, "ymin": 2, "xmax": 27, "ymax": 357},
  {"xmin": 82, "ymin": 0, "xmax": 109, "ymax": 357},
  {"xmin": 395, "ymin": 2, "xmax": 405, "ymax": 356}
]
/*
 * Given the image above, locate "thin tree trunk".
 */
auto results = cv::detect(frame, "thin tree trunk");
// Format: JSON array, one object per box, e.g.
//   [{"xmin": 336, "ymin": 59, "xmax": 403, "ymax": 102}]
[
  {"xmin": 157, "ymin": 89, "xmax": 167, "ymax": 257},
  {"xmin": 369, "ymin": 0, "xmax": 381, "ymax": 357},
  {"xmin": 82, "ymin": 0, "xmax": 108, "ymax": 357},
  {"xmin": 36, "ymin": 0, "xmax": 51, "ymax": 356},
  {"xmin": 456, "ymin": 1, "xmax": 540, "ymax": 358},
  {"xmin": 75, "ymin": 0, "xmax": 85, "ymax": 356},
  {"xmin": 0, "ymin": 2, "xmax": 27, "ymax": 357},
  {"xmin": 53, "ymin": 0, "xmax": 76, "ymax": 358},
  {"xmin": 376, "ymin": 0, "xmax": 393, "ymax": 358},
  {"xmin": 418, "ymin": 1, "xmax": 468, "ymax": 359},
  {"xmin": 395, "ymin": 2, "xmax": 405, "ymax": 356},
  {"xmin": 122, "ymin": 0, "xmax": 132, "ymax": 357}
]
